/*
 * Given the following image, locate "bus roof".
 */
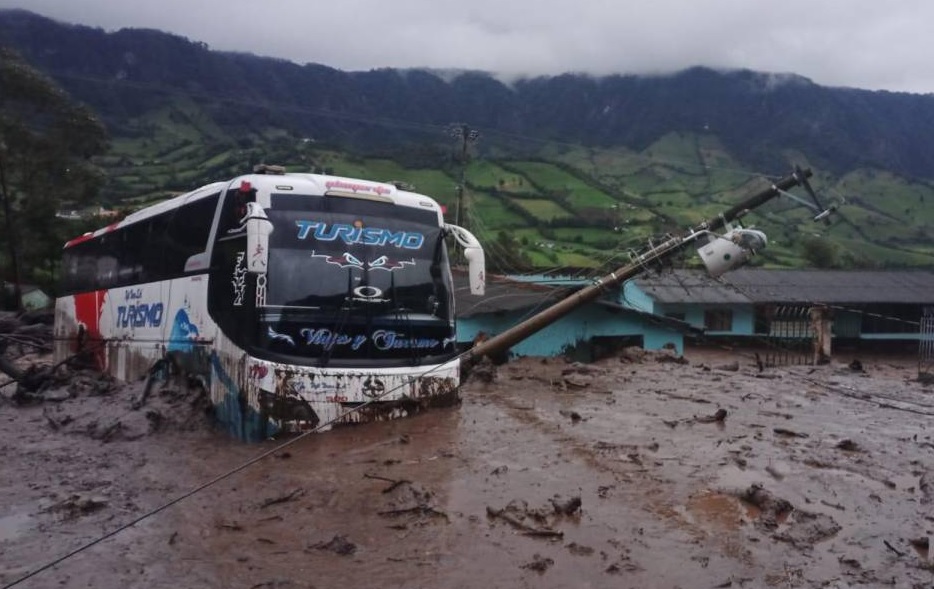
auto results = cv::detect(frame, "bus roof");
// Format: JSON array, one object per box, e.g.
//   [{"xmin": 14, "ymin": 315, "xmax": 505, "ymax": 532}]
[{"xmin": 64, "ymin": 172, "xmax": 446, "ymax": 248}]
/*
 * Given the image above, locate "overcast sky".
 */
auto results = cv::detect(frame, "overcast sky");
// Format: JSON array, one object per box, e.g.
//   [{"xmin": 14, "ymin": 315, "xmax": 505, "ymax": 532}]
[{"xmin": 4, "ymin": 0, "xmax": 933, "ymax": 94}]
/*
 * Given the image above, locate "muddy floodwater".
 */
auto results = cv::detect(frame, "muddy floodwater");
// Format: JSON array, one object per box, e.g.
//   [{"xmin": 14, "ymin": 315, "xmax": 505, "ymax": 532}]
[{"xmin": 1, "ymin": 346, "xmax": 934, "ymax": 588}]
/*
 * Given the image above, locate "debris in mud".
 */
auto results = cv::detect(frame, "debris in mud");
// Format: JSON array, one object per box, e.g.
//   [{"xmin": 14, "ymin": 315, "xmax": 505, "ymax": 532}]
[
  {"xmin": 42, "ymin": 494, "xmax": 108, "ymax": 519},
  {"xmin": 773, "ymin": 427, "xmax": 809, "ymax": 438},
  {"xmin": 909, "ymin": 537, "xmax": 929, "ymax": 559},
  {"xmin": 259, "ymin": 488, "xmax": 305, "ymax": 509},
  {"xmin": 89, "ymin": 419, "xmax": 136, "ymax": 442},
  {"xmin": 562, "ymin": 375, "xmax": 592, "ymax": 389},
  {"xmin": 566, "ymin": 542, "xmax": 594, "ymax": 556},
  {"xmin": 884, "ymin": 539, "xmax": 906, "ymax": 557},
  {"xmin": 249, "ymin": 580, "xmax": 309, "ymax": 589},
  {"xmin": 737, "ymin": 484, "xmax": 841, "ymax": 547},
  {"xmin": 486, "ymin": 504, "xmax": 563, "ymax": 538},
  {"xmin": 561, "ymin": 362, "xmax": 605, "ymax": 376},
  {"xmin": 68, "ymin": 372, "xmax": 119, "ymax": 397},
  {"xmin": 310, "ymin": 534, "xmax": 357, "ymax": 556},
  {"xmin": 560, "ymin": 363, "xmax": 605, "ymax": 389},
  {"xmin": 487, "ymin": 495, "xmax": 580, "ymax": 538},
  {"xmin": 693, "ymin": 408, "xmax": 728, "ymax": 424},
  {"xmin": 774, "ymin": 510, "xmax": 841, "ymax": 548},
  {"xmin": 549, "ymin": 494, "xmax": 582, "ymax": 515},
  {"xmin": 520, "ymin": 553, "xmax": 554, "ymax": 573},
  {"xmin": 605, "ymin": 559, "xmax": 642, "ymax": 574},
  {"xmin": 715, "ymin": 361, "xmax": 740, "ymax": 372},
  {"xmin": 654, "ymin": 350, "xmax": 688, "ymax": 364},
  {"xmin": 836, "ymin": 438, "xmax": 862, "ymax": 452},
  {"xmin": 919, "ymin": 472, "xmax": 933, "ymax": 505},
  {"xmin": 618, "ymin": 346, "xmax": 646, "ymax": 363},
  {"xmin": 559, "ymin": 409, "xmax": 583, "ymax": 422},
  {"xmin": 466, "ymin": 356, "xmax": 498, "ymax": 384},
  {"xmin": 364, "ymin": 472, "xmax": 413, "ymax": 493},
  {"xmin": 376, "ymin": 480, "xmax": 448, "ymax": 524},
  {"xmin": 216, "ymin": 520, "xmax": 244, "ymax": 531},
  {"xmin": 737, "ymin": 485, "xmax": 793, "ymax": 530}
]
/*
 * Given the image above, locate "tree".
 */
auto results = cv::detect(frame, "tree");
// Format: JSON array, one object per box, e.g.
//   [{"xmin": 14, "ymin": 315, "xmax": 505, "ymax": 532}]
[
  {"xmin": 799, "ymin": 235, "xmax": 838, "ymax": 269},
  {"xmin": 0, "ymin": 47, "xmax": 108, "ymax": 306}
]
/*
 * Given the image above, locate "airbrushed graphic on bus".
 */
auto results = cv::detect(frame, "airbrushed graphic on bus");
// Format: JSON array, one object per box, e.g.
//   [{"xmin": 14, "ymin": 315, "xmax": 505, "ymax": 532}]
[{"xmin": 54, "ymin": 170, "xmax": 485, "ymax": 442}]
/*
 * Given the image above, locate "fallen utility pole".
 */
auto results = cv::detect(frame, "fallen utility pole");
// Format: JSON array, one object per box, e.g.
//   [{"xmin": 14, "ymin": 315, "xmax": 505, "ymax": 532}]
[{"xmin": 463, "ymin": 167, "xmax": 813, "ymax": 369}]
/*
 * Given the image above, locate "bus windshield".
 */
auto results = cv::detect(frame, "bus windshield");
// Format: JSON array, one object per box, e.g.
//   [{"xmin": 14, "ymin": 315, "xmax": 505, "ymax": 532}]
[{"xmin": 258, "ymin": 193, "xmax": 455, "ymax": 365}]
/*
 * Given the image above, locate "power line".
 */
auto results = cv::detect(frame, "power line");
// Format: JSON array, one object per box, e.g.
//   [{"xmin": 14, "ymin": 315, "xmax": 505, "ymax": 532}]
[{"xmin": 0, "ymin": 346, "xmax": 475, "ymax": 589}]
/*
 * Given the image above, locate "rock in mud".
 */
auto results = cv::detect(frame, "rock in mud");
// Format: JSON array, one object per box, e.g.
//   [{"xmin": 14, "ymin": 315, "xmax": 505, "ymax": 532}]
[
  {"xmin": 550, "ymin": 494, "xmax": 582, "ymax": 515},
  {"xmin": 311, "ymin": 535, "xmax": 357, "ymax": 556},
  {"xmin": 836, "ymin": 439, "xmax": 861, "ymax": 452},
  {"xmin": 520, "ymin": 553, "xmax": 554, "ymax": 573},
  {"xmin": 774, "ymin": 510, "xmax": 841, "ymax": 548}
]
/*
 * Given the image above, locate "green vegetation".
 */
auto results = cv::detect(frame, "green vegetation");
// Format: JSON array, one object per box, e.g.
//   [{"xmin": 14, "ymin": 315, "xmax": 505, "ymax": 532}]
[
  {"xmin": 80, "ymin": 116, "xmax": 934, "ymax": 268},
  {"xmin": 0, "ymin": 47, "xmax": 109, "ymax": 303},
  {"xmin": 41, "ymin": 97, "xmax": 934, "ymax": 275}
]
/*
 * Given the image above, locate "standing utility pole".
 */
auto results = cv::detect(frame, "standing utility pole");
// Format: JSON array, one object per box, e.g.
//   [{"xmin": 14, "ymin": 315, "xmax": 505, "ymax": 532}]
[
  {"xmin": 464, "ymin": 167, "xmax": 814, "ymax": 369},
  {"xmin": 449, "ymin": 124, "xmax": 480, "ymax": 229}
]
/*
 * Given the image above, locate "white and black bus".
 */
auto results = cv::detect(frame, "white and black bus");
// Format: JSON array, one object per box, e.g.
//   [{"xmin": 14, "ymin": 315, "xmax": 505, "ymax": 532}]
[{"xmin": 54, "ymin": 166, "xmax": 485, "ymax": 441}]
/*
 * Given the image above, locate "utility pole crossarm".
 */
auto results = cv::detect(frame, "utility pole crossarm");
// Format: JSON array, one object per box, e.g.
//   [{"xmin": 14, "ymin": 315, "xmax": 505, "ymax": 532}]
[{"xmin": 463, "ymin": 167, "xmax": 812, "ymax": 367}]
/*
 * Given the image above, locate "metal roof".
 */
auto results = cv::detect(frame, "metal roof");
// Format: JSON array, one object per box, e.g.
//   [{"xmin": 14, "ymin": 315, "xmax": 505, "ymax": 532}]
[
  {"xmin": 453, "ymin": 272, "xmax": 572, "ymax": 318},
  {"xmin": 632, "ymin": 269, "xmax": 750, "ymax": 304},
  {"xmin": 634, "ymin": 268, "xmax": 934, "ymax": 305}
]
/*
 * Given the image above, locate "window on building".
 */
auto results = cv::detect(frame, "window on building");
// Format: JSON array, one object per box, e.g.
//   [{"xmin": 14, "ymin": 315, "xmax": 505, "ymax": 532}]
[{"xmin": 704, "ymin": 309, "xmax": 733, "ymax": 331}]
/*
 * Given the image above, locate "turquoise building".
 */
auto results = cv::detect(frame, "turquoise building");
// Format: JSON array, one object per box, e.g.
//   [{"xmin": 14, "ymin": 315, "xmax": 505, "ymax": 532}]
[
  {"xmin": 454, "ymin": 269, "xmax": 934, "ymax": 360},
  {"xmin": 454, "ymin": 273, "xmax": 689, "ymax": 359}
]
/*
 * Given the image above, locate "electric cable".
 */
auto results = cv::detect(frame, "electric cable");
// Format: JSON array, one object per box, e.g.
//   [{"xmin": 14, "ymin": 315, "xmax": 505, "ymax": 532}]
[{"xmin": 0, "ymin": 340, "xmax": 477, "ymax": 589}]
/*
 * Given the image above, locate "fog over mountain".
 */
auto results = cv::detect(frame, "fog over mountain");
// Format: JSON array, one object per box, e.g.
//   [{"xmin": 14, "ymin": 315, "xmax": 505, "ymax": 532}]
[{"xmin": 3, "ymin": 9, "xmax": 934, "ymax": 179}]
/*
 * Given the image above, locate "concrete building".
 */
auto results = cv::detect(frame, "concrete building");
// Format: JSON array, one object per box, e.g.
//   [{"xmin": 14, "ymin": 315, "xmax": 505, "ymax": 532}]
[{"xmin": 627, "ymin": 268, "xmax": 934, "ymax": 350}]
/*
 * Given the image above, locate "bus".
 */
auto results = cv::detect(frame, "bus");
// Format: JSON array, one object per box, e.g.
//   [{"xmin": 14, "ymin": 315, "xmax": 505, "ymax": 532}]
[{"xmin": 53, "ymin": 166, "xmax": 486, "ymax": 441}]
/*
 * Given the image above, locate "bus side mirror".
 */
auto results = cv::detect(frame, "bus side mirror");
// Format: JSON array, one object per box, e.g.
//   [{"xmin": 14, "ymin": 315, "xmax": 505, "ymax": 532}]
[
  {"xmin": 444, "ymin": 224, "xmax": 485, "ymax": 296},
  {"xmin": 244, "ymin": 202, "xmax": 274, "ymax": 274},
  {"xmin": 464, "ymin": 246, "xmax": 485, "ymax": 296}
]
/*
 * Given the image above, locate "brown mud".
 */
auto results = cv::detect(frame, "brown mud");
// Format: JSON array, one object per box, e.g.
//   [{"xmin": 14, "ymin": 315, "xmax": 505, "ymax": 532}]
[{"xmin": 2, "ymin": 346, "xmax": 934, "ymax": 588}]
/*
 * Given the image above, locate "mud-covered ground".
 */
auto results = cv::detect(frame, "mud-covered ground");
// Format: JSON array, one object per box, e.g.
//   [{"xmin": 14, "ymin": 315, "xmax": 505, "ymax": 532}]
[{"xmin": 1, "ymin": 346, "xmax": 933, "ymax": 589}]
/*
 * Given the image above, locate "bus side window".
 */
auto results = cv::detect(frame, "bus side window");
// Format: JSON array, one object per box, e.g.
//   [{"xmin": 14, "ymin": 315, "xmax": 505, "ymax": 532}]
[
  {"xmin": 141, "ymin": 215, "xmax": 170, "ymax": 283},
  {"xmin": 96, "ymin": 234, "xmax": 119, "ymax": 289},
  {"xmin": 165, "ymin": 193, "xmax": 220, "ymax": 274},
  {"xmin": 62, "ymin": 243, "xmax": 93, "ymax": 294},
  {"xmin": 118, "ymin": 226, "xmax": 146, "ymax": 285}
]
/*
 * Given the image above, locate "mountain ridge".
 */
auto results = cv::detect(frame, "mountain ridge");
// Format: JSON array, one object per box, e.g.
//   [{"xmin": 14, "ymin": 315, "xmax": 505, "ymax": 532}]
[{"xmin": 3, "ymin": 9, "xmax": 934, "ymax": 179}]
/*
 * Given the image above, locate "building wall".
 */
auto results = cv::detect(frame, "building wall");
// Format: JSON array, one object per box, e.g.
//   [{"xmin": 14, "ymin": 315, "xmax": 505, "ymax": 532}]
[
  {"xmin": 621, "ymin": 280, "xmax": 656, "ymax": 314},
  {"xmin": 457, "ymin": 304, "xmax": 684, "ymax": 357},
  {"xmin": 653, "ymin": 303, "xmax": 756, "ymax": 336}
]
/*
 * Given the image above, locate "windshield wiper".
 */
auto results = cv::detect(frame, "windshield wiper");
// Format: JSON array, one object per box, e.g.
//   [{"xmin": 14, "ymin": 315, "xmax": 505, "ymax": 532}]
[
  {"xmin": 319, "ymin": 269, "xmax": 355, "ymax": 368},
  {"xmin": 390, "ymin": 272, "xmax": 422, "ymax": 366}
]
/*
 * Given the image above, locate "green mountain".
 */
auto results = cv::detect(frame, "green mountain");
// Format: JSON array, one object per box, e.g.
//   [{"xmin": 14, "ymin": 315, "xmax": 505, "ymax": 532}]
[{"xmin": 2, "ymin": 8, "xmax": 934, "ymax": 271}]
